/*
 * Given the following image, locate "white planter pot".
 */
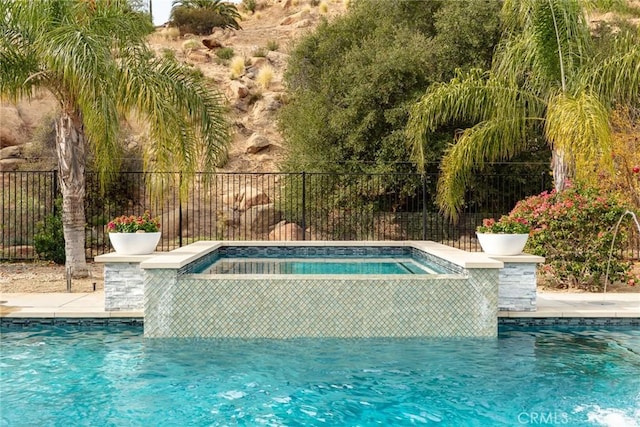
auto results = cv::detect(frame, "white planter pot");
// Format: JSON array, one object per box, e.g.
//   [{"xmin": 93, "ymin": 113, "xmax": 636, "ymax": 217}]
[
  {"xmin": 476, "ymin": 232, "xmax": 529, "ymax": 256},
  {"xmin": 108, "ymin": 232, "xmax": 161, "ymax": 255}
]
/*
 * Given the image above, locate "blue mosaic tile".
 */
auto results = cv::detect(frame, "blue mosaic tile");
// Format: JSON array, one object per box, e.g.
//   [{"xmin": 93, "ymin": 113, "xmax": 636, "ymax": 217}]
[
  {"xmin": 498, "ymin": 317, "xmax": 640, "ymax": 327},
  {"xmin": 1, "ymin": 318, "xmax": 144, "ymax": 329}
]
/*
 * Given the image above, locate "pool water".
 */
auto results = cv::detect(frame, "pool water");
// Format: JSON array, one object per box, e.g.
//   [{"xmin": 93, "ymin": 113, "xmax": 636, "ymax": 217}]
[
  {"xmin": 200, "ymin": 257, "xmax": 440, "ymax": 274},
  {"xmin": 1, "ymin": 326, "xmax": 639, "ymax": 426}
]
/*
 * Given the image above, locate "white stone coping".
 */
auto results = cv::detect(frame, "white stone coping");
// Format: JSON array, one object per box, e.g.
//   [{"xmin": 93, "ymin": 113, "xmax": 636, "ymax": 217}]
[
  {"xmin": 94, "ymin": 252, "xmax": 163, "ymax": 263},
  {"xmin": 94, "ymin": 240, "xmax": 544, "ymax": 271},
  {"xmin": 488, "ymin": 254, "xmax": 545, "ymax": 263}
]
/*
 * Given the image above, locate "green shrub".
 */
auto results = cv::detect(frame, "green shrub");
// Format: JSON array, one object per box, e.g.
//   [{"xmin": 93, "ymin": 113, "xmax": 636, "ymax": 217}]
[
  {"xmin": 252, "ymin": 47, "xmax": 267, "ymax": 57},
  {"xmin": 266, "ymin": 39, "xmax": 279, "ymax": 51},
  {"xmin": 34, "ymin": 198, "xmax": 65, "ymax": 265},
  {"xmin": 280, "ymin": 0, "xmax": 502, "ymax": 174},
  {"xmin": 511, "ymin": 182, "xmax": 633, "ymax": 290},
  {"xmin": 171, "ymin": 6, "xmax": 239, "ymax": 35},
  {"xmin": 161, "ymin": 48, "xmax": 176, "ymax": 60},
  {"xmin": 216, "ymin": 47, "xmax": 234, "ymax": 60}
]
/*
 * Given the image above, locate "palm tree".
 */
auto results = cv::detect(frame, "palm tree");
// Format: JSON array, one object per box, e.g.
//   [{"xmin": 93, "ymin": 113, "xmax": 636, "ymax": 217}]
[
  {"xmin": 171, "ymin": 0, "xmax": 242, "ymax": 31},
  {"xmin": 406, "ymin": 0, "xmax": 640, "ymax": 220},
  {"xmin": 0, "ymin": 0, "xmax": 230, "ymax": 277}
]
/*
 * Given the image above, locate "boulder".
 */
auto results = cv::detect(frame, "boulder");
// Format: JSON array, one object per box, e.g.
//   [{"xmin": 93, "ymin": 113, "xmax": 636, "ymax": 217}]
[
  {"xmin": 279, "ymin": 9, "xmax": 310, "ymax": 26},
  {"xmin": 246, "ymin": 95, "xmax": 282, "ymax": 128},
  {"xmin": 266, "ymin": 50, "xmax": 289, "ymax": 67},
  {"xmin": 160, "ymin": 207, "xmax": 181, "ymax": 240},
  {"xmin": 186, "ymin": 51, "xmax": 210, "ymax": 63},
  {"xmin": 230, "ymin": 185, "xmax": 271, "ymax": 211},
  {"xmin": 0, "ymin": 145, "xmax": 22, "ymax": 159},
  {"xmin": 241, "ymin": 203, "xmax": 281, "ymax": 235},
  {"xmin": 0, "ymin": 104, "xmax": 27, "ymax": 148},
  {"xmin": 268, "ymin": 221, "xmax": 306, "ymax": 240},
  {"xmin": 245, "ymin": 133, "xmax": 270, "ymax": 154},
  {"xmin": 16, "ymin": 95, "xmax": 57, "ymax": 129},
  {"xmin": 234, "ymin": 122, "xmax": 253, "ymax": 136},
  {"xmin": 202, "ymin": 38, "xmax": 223, "ymax": 50},
  {"xmin": 0, "ymin": 158, "xmax": 25, "ymax": 171}
]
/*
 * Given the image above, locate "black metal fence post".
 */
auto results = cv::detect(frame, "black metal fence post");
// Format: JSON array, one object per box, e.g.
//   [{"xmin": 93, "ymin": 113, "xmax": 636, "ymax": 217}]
[
  {"xmin": 178, "ymin": 172, "xmax": 183, "ymax": 248},
  {"xmin": 301, "ymin": 171, "xmax": 306, "ymax": 240},
  {"xmin": 422, "ymin": 174, "xmax": 427, "ymax": 241}
]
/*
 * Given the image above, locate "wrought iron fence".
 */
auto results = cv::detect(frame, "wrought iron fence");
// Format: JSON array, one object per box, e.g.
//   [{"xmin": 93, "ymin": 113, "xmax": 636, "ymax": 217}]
[
  {"xmin": 7, "ymin": 168, "xmax": 638, "ymax": 261},
  {"xmin": 1, "ymin": 170, "xmax": 58, "ymax": 260}
]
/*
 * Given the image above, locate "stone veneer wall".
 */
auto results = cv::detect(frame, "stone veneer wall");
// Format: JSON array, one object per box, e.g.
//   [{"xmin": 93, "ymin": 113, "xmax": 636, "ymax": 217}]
[
  {"xmin": 103, "ymin": 263, "xmax": 146, "ymax": 311},
  {"xmin": 143, "ymin": 268, "xmax": 499, "ymax": 339},
  {"xmin": 497, "ymin": 262, "xmax": 537, "ymax": 311}
]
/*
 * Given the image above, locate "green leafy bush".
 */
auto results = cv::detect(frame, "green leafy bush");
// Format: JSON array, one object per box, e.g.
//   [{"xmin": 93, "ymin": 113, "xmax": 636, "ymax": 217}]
[
  {"xmin": 34, "ymin": 199, "xmax": 65, "ymax": 265},
  {"xmin": 216, "ymin": 47, "xmax": 234, "ymax": 60},
  {"xmin": 511, "ymin": 182, "xmax": 633, "ymax": 290},
  {"xmin": 280, "ymin": 0, "xmax": 502, "ymax": 174}
]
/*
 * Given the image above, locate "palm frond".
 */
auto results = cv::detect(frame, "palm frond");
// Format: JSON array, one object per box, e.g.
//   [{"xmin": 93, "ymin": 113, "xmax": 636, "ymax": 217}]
[
  {"xmin": 497, "ymin": 0, "xmax": 592, "ymax": 93},
  {"xmin": 117, "ymin": 55, "xmax": 229, "ymax": 191},
  {"xmin": 436, "ymin": 116, "xmax": 535, "ymax": 220},
  {"xmin": 406, "ymin": 69, "xmax": 543, "ymax": 171},
  {"xmin": 545, "ymin": 91, "xmax": 613, "ymax": 179},
  {"xmin": 589, "ymin": 32, "xmax": 640, "ymax": 108}
]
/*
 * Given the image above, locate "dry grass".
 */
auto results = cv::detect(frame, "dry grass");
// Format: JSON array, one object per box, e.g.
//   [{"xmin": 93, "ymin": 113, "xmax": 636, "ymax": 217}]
[
  {"xmin": 256, "ymin": 64, "xmax": 274, "ymax": 89},
  {"xmin": 230, "ymin": 56, "xmax": 246, "ymax": 79}
]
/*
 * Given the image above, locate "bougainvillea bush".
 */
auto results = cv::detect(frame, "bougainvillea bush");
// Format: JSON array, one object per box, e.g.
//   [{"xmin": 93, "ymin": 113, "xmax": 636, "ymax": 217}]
[{"xmin": 510, "ymin": 182, "xmax": 636, "ymax": 291}]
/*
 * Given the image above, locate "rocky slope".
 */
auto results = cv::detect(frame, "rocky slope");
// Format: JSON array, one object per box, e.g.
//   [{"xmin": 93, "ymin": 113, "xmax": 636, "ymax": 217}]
[{"xmin": 0, "ymin": 0, "xmax": 347, "ymax": 172}]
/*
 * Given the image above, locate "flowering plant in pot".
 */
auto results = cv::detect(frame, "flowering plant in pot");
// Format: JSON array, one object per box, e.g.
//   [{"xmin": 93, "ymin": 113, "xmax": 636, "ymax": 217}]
[
  {"xmin": 476, "ymin": 215, "xmax": 530, "ymax": 256},
  {"xmin": 476, "ymin": 216, "xmax": 530, "ymax": 234},
  {"xmin": 107, "ymin": 211, "xmax": 161, "ymax": 255},
  {"xmin": 107, "ymin": 211, "xmax": 160, "ymax": 233}
]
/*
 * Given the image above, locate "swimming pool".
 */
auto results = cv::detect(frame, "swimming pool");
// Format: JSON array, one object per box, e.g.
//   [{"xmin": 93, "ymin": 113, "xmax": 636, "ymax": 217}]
[{"xmin": 1, "ymin": 325, "xmax": 638, "ymax": 426}]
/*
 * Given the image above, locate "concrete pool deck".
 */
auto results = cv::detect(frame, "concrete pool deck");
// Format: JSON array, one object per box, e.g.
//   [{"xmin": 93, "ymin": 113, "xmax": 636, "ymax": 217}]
[{"xmin": 1, "ymin": 290, "xmax": 638, "ymax": 319}]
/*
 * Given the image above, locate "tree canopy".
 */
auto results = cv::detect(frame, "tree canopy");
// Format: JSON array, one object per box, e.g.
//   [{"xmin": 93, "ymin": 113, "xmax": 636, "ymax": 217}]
[
  {"xmin": 279, "ymin": 0, "xmax": 502, "ymax": 174},
  {"xmin": 406, "ymin": 0, "xmax": 640, "ymax": 219}
]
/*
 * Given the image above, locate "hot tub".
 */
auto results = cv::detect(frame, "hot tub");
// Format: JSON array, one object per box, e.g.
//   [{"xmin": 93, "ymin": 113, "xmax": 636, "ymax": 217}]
[{"xmin": 139, "ymin": 241, "xmax": 504, "ymax": 339}]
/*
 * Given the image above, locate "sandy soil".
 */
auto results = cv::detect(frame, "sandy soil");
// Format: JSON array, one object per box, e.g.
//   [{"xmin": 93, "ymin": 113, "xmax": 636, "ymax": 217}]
[
  {"xmin": 1, "ymin": 260, "xmax": 638, "ymax": 294},
  {"xmin": 0, "ymin": 262, "xmax": 104, "ymax": 293}
]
